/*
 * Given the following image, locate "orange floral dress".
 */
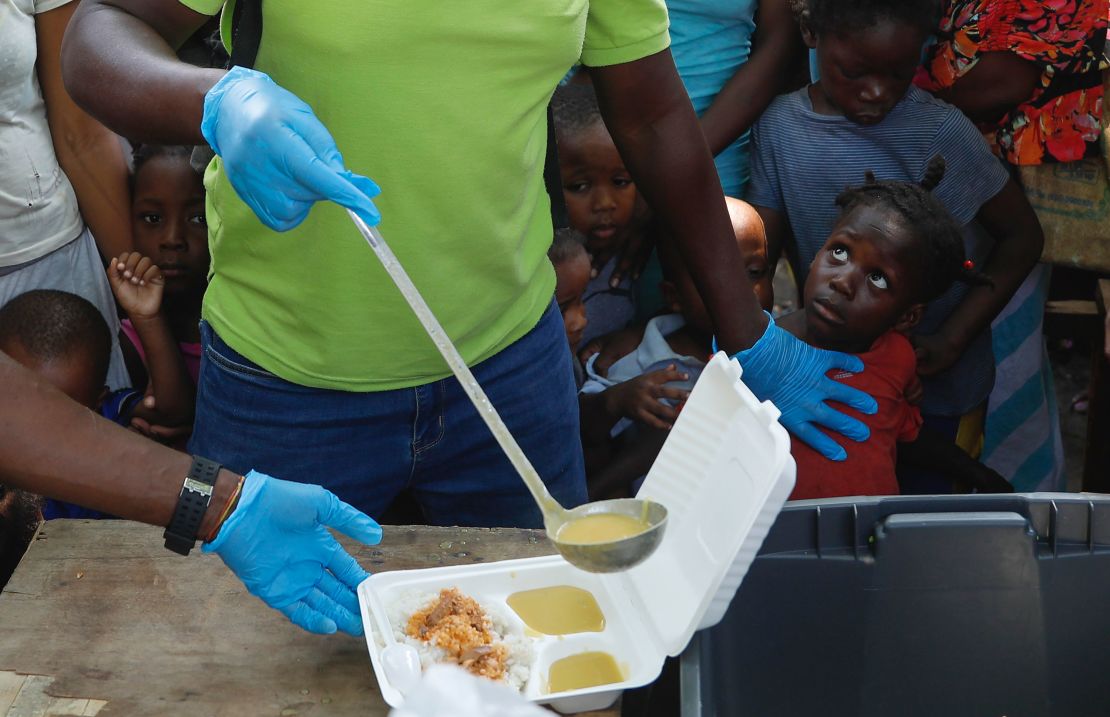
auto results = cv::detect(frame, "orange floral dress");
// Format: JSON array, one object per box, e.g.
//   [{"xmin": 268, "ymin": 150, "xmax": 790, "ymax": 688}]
[{"xmin": 915, "ymin": 0, "xmax": 1109, "ymax": 165}]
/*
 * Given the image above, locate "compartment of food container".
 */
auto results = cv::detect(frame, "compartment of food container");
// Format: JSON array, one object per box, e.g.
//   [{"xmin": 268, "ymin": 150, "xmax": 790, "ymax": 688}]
[{"xmin": 360, "ymin": 353, "xmax": 797, "ymax": 712}]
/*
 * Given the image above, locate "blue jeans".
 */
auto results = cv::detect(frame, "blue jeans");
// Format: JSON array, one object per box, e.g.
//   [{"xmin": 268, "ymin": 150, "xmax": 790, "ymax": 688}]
[{"xmin": 189, "ymin": 301, "xmax": 587, "ymax": 528}]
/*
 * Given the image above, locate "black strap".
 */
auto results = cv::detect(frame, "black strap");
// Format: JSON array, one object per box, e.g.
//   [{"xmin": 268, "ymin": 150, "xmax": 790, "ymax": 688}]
[
  {"xmin": 163, "ymin": 456, "xmax": 221, "ymax": 556},
  {"xmin": 228, "ymin": 0, "xmax": 263, "ymax": 69},
  {"xmin": 225, "ymin": 0, "xmax": 566, "ymax": 227}
]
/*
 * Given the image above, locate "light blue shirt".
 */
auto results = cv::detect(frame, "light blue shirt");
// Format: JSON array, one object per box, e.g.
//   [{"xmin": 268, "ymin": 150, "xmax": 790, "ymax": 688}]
[{"xmin": 667, "ymin": 0, "xmax": 758, "ymax": 197}]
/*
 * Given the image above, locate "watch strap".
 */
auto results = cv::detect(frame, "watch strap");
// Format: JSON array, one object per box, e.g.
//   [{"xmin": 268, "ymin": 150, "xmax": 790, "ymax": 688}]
[{"xmin": 164, "ymin": 456, "xmax": 221, "ymax": 556}]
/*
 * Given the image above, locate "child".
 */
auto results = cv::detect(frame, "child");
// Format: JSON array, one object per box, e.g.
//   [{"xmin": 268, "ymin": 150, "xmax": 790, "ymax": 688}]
[
  {"xmin": 778, "ymin": 161, "xmax": 1013, "ymax": 498},
  {"xmin": 121, "ymin": 145, "xmax": 208, "ymax": 388},
  {"xmin": 748, "ymin": 0, "xmax": 1044, "ymax": 491},
  {"xmin": 549, "ymin": 229, "xmax": 591, "ymax": 387},
  {"xmin": 551, "ymin": 83, "xmax": 641, "ymax": 348},
  {"xmin": 0, "ymin": 290, "xmax": 143, "ymax": 519},
  {"xmin": 579, "ymin": 196, "xmax": 773, "ymax": 374},
  {"xmin": 579, "ymin": 198, "xmax": 771, "ymax": 498}
]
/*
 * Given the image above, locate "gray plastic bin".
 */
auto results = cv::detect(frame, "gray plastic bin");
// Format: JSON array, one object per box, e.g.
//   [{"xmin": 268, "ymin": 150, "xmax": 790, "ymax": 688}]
[{"xmin": 681, "ymin": 493, "xmax": 1110, "ymax": 717}]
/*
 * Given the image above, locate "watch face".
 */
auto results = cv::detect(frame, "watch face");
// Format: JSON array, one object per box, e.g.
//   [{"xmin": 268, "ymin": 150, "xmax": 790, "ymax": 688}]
[{"xmin": 184, "ymin": 477, "xmax": 215, "ymax": 496}]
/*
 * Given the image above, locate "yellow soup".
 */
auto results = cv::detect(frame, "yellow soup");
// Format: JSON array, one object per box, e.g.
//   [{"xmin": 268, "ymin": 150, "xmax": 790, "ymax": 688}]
[
  {"xmin": 557, "ymin": 514, "xmax": 649, "ymax": 544},
  {"xmin": 547, "ymin": 651, "xmax": 624, "ymax": 694},
  {"xmin": 506, "ymin": 586, "xmax": 605, "ymax": 635}
]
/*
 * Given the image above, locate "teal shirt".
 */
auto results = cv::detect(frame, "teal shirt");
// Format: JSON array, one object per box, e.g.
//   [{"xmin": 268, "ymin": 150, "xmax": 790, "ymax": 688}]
[{"xmin": 666, "ymin": 0, "xmax": 757, "ymax": 197}]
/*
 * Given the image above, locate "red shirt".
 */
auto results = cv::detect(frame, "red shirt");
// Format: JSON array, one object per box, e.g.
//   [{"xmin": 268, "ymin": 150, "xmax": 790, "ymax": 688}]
[{"xmin": 790, "ymin": 332, "xmax": 922, "ymax": 500}]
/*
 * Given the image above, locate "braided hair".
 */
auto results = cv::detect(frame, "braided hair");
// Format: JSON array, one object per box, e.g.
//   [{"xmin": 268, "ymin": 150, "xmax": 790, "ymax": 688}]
[
  {"xmin": 834, "ymin": 156, "xmax": 991, "ymax": 303},
  {"xmin": 790, "ymin": 0, "xmax": 940, "ymax": 36}
]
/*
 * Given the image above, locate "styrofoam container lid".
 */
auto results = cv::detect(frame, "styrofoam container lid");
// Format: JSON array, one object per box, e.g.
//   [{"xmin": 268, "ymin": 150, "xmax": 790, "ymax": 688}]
[
  {"xmin": 612, "ymin": 351, "xmax": 796, "ymax": 656},
  {"xmin": 358, "ymin": 352, "xmax": 795, "ymax": 711}
]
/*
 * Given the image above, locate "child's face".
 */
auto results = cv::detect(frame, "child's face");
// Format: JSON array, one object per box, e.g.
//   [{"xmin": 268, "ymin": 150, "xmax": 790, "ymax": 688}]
[
  {"xmin": 132, "ymin": 155, "xmax": 210, "ymax": 298},
  {"xmin": 726, "ymin": 198, "xmax": 774, "ymax": 312},
  {"xmin": 804, "ymin": 205, "xmax": 925, "ymax": 353},
  {"xmin": 558, "ymin": 123, "xmax": 637, "ymax": 255},
  {"xmin": 805, "ymin": 19, "xmax": 926, "ymax": 126},
  {"xmin": 1, "ymin": 340, "xmax": 105, "ymax": 410},
  {"xmin": 554, "ymin": 253, "xmax": 591, "ymax": 349}
]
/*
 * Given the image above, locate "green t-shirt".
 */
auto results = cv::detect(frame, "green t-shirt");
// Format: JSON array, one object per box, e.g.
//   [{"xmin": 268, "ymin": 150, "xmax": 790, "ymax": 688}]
[{"xmin": 180, "ymin": 0, "xmax": 670, "ymax": 391}]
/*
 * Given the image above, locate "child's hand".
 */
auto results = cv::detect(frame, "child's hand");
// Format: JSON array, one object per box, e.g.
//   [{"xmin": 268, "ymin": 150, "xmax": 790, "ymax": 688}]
[
  {"xmin": 912, "ymin": 333, "xmax": 963, "ymax": 377},
  {"xmin": 108, "ymin": 252, "xmax": 164, "ymax": 321},
  {"xmin": 603, "ymin": 364, "xmax": 690, "ymax": 430}
]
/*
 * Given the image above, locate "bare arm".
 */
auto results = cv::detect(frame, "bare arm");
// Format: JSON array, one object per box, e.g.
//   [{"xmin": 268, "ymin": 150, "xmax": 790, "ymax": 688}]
[
  {"xmin": 916, "ymin": 179, "xmax": 1044, "ymax": 375},
  {"xmin": 699, "ymin": 0, "xmax": 803, "ymax": 156},
  {"xmin": 36, "ymin": 3, "xmax": 131, "ymax": 260},
  {"xmin": 61, "ymin": 0, "xmax": 220, "ymax": 143},
  {"xmin": 0, "ymin": 351, "xmax": 233, "ymax": 538},
  {"xmin": 108, "ymin": 253, "xmax": 195, "ymax": 426},
  {"xmin": 591, "ymin": 50, "xmax": 767, "ymax": 352}
]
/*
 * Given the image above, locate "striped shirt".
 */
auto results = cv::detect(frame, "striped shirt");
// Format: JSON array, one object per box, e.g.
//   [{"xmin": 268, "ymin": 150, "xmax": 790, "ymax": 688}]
[{"xmin": 748, "ymin": 86, "xmax": 1010, "ymax": 416}]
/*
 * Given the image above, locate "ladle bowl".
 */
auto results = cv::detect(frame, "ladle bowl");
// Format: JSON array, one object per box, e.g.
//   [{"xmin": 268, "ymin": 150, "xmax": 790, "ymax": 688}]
[{"xmin": 549, "ymin": 498, "xmax": 668, "ymax": 573}]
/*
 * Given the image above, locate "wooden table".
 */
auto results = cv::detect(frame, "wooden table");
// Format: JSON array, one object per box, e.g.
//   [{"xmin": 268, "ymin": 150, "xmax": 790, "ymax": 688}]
[{"xmin": 0, "ymin": 521, "xmax": 619, "ymax": 717}]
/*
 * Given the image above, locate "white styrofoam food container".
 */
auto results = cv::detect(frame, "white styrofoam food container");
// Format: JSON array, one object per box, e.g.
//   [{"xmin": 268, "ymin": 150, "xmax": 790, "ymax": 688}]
[{"xmin": 359, "ymin": 352, "xmax": 797, "ymax": 712}]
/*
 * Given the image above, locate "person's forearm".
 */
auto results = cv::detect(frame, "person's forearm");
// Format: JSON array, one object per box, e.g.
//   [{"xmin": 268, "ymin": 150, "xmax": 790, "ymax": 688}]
[
  {"xmin": 35, "ymin": 2, "xmax": 132, "ymax": 260},
  {"xmin": 62, "ymin": 0, "xmax": 220, "ymax": 143},
  {"xmin": 939, "ymin": 222, "xmax": 1043, "ymax": 352},
  {"xmin": 0, "ymin": 352, "xmax": 232, "ymax": 537},
  {"xmin": 128, "ymin": 315, "xmax": 196, "ymax": 425},
  {"xmin": 54, "ymin": 130, "xmax": 132, "ymax": 260},
  {"xmin": 699, "ymin": 0, "xmax": 803, "ymax": 156},
  {"xmin": 592, "ymin": 51, "xmax": 767, "ymax": 352}
]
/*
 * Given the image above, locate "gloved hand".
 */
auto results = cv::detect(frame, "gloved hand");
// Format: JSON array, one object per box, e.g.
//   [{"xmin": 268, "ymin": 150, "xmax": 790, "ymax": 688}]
[
  {"xmin": 731, "ymin": 313, "xmax": 879, "ymax": 461},
  {"xmin": 201, "ymin": 66, "xmax": 381, "ymax": 231},
  {"xmin": 203, "ymin": 470, "xmax": 383, "ymax": 636}
]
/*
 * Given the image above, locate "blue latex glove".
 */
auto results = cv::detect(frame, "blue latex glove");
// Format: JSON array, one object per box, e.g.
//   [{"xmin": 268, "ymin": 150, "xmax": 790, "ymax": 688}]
[
  {"xmin": 201, "ymin": 66, "xmax": 381, "ymax": 231},
  {"xmin": 203, "ymin": 470, "xmax": 383, "ymax": 636},
  {"xmin": 731, "ymin": 313, "xmax": 879, "ymax": 461}
]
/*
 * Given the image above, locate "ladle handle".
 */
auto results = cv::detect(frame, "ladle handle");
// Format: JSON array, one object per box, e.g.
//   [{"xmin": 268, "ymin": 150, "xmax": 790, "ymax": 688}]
[{"xmin": 347, "ymin": 211, "xmax": 564, "ymax": 521}]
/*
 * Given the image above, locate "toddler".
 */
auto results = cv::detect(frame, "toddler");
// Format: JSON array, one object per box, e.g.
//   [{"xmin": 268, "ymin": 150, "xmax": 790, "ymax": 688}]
[
  {"xmin": 749, "ymin": 0, "xmax": 1044, "ymax": 490},
  {"xmin": 549, "ymin": 229, "xmax": 591, "ymax": 387},
  {"xmin": 551, "ymin": 83, "xmax": 642, "ymax": 348},
  {"xmin": 778, "ymin": 160, "xmax": 1012, "ymax": 498},
  {"xmin": 579, "ymin": 198, "xmax": 770, "ymax": 498},
  {"xmin": 115, "ymin": 144, "xmax": 209, "ymax": 440},
  {"xmin": 0, "ymin": 290, "xmax": 141, "ymax": 519}
]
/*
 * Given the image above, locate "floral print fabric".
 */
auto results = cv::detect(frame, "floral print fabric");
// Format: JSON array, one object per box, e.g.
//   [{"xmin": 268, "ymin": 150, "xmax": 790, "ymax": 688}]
[{"xmin": 916, "ymin": 0, "xmax": 1109, "ymax": 165}]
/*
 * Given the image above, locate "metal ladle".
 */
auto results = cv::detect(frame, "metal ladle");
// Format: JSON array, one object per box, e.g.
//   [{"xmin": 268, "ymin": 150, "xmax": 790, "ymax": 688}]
[{"xmin": 348, "ymin": 211, "xmax": 667, "ymax": 573}]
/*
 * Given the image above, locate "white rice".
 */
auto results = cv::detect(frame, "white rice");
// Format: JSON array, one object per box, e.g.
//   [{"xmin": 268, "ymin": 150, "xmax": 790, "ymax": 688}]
[{"xmin": 385, "ymin": 589, "xmax": 534, "ymax": 692}]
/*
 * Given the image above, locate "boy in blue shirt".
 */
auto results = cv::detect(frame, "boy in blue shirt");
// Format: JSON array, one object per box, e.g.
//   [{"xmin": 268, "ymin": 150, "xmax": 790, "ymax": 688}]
[{"xmin": 748, "ymin": 0, "xmax": 1044, "ymax": 490}]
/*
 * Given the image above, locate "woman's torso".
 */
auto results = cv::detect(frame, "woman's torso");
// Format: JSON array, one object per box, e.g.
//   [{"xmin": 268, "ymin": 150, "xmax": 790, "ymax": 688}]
[{"xmin": 0, "ymin": 0, "xmax": 83, "ymax": 267}]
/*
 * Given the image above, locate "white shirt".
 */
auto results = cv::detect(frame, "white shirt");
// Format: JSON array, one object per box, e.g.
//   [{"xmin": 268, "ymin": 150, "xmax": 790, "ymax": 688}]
[{"xmin": 0, "ymin": 0, "xmax": 83, "ymax": 267}]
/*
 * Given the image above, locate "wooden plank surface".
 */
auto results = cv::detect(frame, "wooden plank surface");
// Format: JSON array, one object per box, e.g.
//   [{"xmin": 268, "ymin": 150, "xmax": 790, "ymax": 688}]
[{"xmin": 0, "ymin": 521, "xmax": 616, "ymax": 717}]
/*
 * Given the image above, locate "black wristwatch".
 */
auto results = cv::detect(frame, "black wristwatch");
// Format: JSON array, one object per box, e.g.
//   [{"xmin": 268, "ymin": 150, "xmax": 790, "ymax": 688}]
[{"xmin": 163, "ymin": 456, "xmax": 222, "ymax": 556}]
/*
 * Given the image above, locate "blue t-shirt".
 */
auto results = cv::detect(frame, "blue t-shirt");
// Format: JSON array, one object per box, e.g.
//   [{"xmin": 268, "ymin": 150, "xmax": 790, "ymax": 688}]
[
  {"xmin": 667, "ymin": 0, "xmax": 757, "ymax": 197},
  {"xmin": 748, "ymin": 86, "xmax": 1010, "ymax": 416}
]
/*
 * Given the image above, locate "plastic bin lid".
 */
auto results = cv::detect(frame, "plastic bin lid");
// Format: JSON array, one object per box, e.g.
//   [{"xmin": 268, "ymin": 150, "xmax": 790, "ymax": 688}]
[{"xmin": 612, "ymin": 352, "xmax": 796, "ymax": 657}]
